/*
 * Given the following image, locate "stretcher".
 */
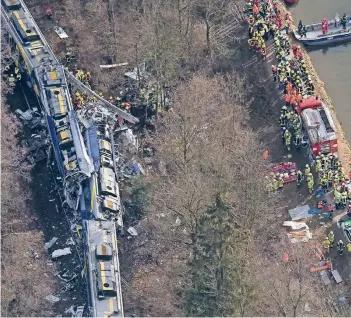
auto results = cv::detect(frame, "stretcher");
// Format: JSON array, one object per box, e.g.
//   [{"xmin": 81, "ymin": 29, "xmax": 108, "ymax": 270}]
[{"xmin": 271, "ymin": 162, "xmax": 297, "ymax": 184}]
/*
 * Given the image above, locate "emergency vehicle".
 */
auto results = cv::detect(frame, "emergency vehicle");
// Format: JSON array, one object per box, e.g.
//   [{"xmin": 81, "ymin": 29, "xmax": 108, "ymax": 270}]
[{"xmin": 294, "ymin": 96, "xmax": 338, "ymax": 157}]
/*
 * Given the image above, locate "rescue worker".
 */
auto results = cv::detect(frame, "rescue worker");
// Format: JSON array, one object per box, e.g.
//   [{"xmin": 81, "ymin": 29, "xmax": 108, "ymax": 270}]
[
  {"xmin": 272, "ymin": 65, "xmax": 278, "ymax": 82},
  {"xmin": 304, "ymin": 164, "xmax": 311, "ymax": 178},
  {"xmin": 328, "ymin": 231, "xmax": 335, "ymax": 248},
  {"xmin": 321, "ymin": 175, "xmax": 328, "ymax": 192},
  {"xmin": 341, "ymin": 13, "xmax": 347, "ymax": 29},
  {"xmin": 298, "ymin": 20, "xmax": 303, "ymax": 35},
  {"xmin": 322, "ymin": 237, "xmax": 330, "ymax": 253},
  {"xmin": 278, "ymin": 176, "xmax": 284, "ymax": 190},
  {"xmin": 315, "ymin": 158, "xmax": 322, "ymax": 175},
  {"xmin": 347, "ymin": 201, "xmax": 351, "ymax": 219},
  {"xmin": 341, "ymin": 190, "xmax": 348, "ymax": 208},
  {"xmin": 261, "ymin": 41, "xmax": 267, "ymax": 60},
  {"xmin": 294, "ymin": 132, "xmax": 301, "ymax": 150},
  {"xmin": 98, "ymin": 92, "xmax": 104, "ymax": 99},
  {"xmin": 265, "ymin": 176, "xmax": 273, "ymax": 193},
  {"xmin": 248, "ymin": 15, "xmax": 255, "ymax": 25},
  {"xmin": 284, "ymin": 129, "xmax": 291, "ymax": 151},
  {"xmin": 8, "ymin": 74, "xmax": 16, "ymax": 87},
  {"xmin": 85, "ymin": 71, "xmax": 91, "ymax": 82},
  {"xmin": 337, "ymin": 240, "xmax": 345, "ymax": 255},
  {"xmin": 45, "ymin": 8, "xmax": 54, "ymax": 21},
  {"xmin": 297, "ymin": 170, "xmax": 303, "ymax": 186},
  {"xmin": 272, "ymin": 176, "xmax": 279, "ymax": 191},
  {"xmin": 65, "ymin": 51, "xmax": 74, "ymax": 64},
  {"xmin": 307, "ymin": 175, "xmax": 314, "ymax": 194},
  {"xmin": 14, "ymin": 67, "xmax": 21, "ymax": 81},
  {"xmin": 108, "ymin": 96, "xmax": 114, "ymax": 104}
]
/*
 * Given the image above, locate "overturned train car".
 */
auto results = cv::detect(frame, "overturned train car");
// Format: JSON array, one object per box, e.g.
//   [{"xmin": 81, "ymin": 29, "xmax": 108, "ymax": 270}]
[{"xmin": 1, "ymin": 1, "xmax": 124, "ymax": 316}]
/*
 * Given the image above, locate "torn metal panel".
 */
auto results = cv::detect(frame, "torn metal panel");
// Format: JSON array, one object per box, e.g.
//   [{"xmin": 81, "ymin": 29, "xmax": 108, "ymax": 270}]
[
  {"xmin": 86, "ymin": 125, "xmax": 100, "ymax": 172},
  {"xmin": 54, "ymin": 26, "xmax": 68, "ymax": 39},
  {"xmin": 68, "ymin": 110, "xmax": 94, "ymax": 176},
  {"xmin": 65, "ymin": 70, "xmax": 139, "ymax": 124}
]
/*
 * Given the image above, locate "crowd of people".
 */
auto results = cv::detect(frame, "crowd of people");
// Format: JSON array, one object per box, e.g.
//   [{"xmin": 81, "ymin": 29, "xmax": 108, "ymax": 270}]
[
  {"xmin": 64, "ymin": 50, "xmax": 134, "ymax": 113},
  {"xmin": 244, "ymin": 1, "xmax": 351, "ymax": 257}
]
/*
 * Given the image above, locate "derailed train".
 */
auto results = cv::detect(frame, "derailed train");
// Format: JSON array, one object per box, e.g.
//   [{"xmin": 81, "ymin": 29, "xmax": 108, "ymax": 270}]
[{"xmin": 1, "ymin": 0, "xmax": 124, "ymax": 316}]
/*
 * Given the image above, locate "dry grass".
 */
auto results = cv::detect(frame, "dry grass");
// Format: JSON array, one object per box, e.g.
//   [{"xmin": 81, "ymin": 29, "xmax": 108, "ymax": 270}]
[{"xmin": 1, "ymin": 95, "xmax": 57, "ymax": 317}]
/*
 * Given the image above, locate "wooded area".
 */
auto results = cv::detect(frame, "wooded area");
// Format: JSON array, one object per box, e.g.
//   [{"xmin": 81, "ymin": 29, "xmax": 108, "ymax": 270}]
[{"xmin": 2, "ymin": 0, "xmax": 350, "ymax": 316}]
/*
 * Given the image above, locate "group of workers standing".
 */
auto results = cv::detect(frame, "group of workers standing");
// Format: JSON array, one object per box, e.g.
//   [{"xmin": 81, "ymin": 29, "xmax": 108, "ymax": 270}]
[
  {"xmin": 64, "ymin": 51, "xmax": 133, "ymax": 113},
  {"xmin": 297, "ymin": 13, "xmax": 349, "ymax": 38},
  {"xmin": 323, "ymin": 231, "xmax": 348, "ymax": 256},
  {"xmin": 246, "ymin": 0, "xmax": 315, "ymax": 157},
  {"xmin": 245, "ymin": 2, "xmax": 351, "ymax": 259}
]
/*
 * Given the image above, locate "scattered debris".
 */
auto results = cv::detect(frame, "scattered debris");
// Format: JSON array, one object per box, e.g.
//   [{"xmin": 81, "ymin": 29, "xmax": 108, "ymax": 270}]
[
  {"xmin": 320, "ymin": 270, "xmax": 331, "ymax": 285},
  {"xmin": 100, "ymin": 62, "xmax": 128, "ymax": 69},
  {"xmin": 331, "ymin": 269, "xmax": 343, "ymax": 283},
  {"xmin": 64, "ymin": 305, "xmax": 76, "ymax": 316},
  {"xmin": 175, "ymin": 217, "xmax": 181, "ymax": 226},
  {"xmin": 304, "ymin": 303, "xmax": 311, "ymax": 312},
  {"xmin": 44, "ymin": 237, "xmax": 58, "ymax": 250},
  {"xmin": 124, "ymin": 63, "xmax": 147, "ymax": 80},
  {"xmin": 61, "ymin": 282, "xmax": 75, "ymax": 292},
  {"xmin": 76, "ymin": 306, "xmax": 85, "ymax": 317},
  {"xmin": 127, "ymin": 226, "xmax": 138, "ymax": 237},
  {"xmin": 29, "ymin": 248, "xmax": 40, "ymax": 259},
  {"xmin": 64, "ymin": 305, "xmax": 85, "ymax": 317},
  {"xmin": 52, "ymin": 247, "xmax": 72, "ymax": 259},
  {"xmin": 283, "ymin": 221, "xmax": 312, "ymax": 242},
  {"xmin": 66, "ymin": 237, "xmax": 75, "ymax": 246},
  {"xmin": 54, "ymin": 26, "xmax": 68, "ymax": 38},
  {"xmin": 45, "ymin": 294, "xmax": 60, "ymax": 303}
]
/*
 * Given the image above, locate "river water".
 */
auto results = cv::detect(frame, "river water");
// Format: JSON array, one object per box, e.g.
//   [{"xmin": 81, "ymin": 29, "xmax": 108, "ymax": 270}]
[{"xmin": 288, "ymin": 0, "xmax": 351, "ymax": 143}]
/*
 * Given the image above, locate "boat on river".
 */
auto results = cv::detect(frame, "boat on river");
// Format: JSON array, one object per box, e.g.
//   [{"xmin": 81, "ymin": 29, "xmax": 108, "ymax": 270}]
[
  {"xmin": 284, "ymin": 0, "xmax": 299, "ymax": 4},
  {"xmin": 294, "ymin": 16, "xmax": 351, "ymax": 46}
]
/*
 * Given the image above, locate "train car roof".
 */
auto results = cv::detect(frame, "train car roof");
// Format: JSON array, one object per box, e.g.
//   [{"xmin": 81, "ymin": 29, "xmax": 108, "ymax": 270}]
[{"xmin": 85, "ymin": 220, "xmax": 124, "ymax": 318}]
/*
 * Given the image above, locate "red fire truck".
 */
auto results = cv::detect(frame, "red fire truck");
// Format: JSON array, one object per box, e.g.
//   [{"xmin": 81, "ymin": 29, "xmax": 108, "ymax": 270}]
[{"xmin": 294, "ymin": 96, "xmax": 338, "ymax": 157}]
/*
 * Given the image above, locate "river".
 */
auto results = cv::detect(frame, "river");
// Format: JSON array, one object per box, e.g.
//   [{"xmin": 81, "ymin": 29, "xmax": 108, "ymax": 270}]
[{"xmin": 288, "ymin": 0, "xmax": 351, "ymax": 143}]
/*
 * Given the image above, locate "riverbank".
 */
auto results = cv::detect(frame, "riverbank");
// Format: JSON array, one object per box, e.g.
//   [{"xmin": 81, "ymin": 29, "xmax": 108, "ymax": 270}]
[{"xmin": 279, "ymin": 1, "xmax": 351, "ymax": 173}]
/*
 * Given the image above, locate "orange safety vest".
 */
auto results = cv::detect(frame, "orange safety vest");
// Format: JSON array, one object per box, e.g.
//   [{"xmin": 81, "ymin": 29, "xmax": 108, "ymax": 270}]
[
  {"xmin": 284, "ymin": 94, "xmax": 291, "ymax": 103},
  {"xmin": 253, "ymin": 5, "xmax": 259, "ymax": 15},
  {"xmin": 290, "ymin": 95, "xmax": 296, "ymax": 105}
]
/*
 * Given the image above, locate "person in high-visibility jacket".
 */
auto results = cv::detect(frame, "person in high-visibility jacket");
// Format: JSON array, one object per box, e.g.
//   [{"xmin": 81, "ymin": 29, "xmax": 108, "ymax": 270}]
[
  {"xmin": 297, "ymin": 170, "xmax": 303, "ymax": 186},
  {"xmin": 327, "ymin": 170, "xmax": 334, "ymax": 188},
  {"xmin": 341, "ymin": 191, "xmax": 348, "ymax": 207},
  {"xmin": 265, "ymin": 176, "xmax": 273, "ymax": 193},
  {"xmin": 315, "ymin": 159, "xmax": 322, "ymax": 174},
  {"xmin": 307, "ymin": 177, "xmax": 314, "ymax": 194},
  {"xmin": 304, "ymin": 164, "xmax": 310, "ymax": 178},
  {"xmin": 294, "ymin": 133, "xmax": 301, "ymax": 150},
  {"xmin": 272, "ymin": 177, "xmax": 279, "ymax": 191},
  {"xmin": 284, "ymin": 129, "xmax": 291, "ymax": 151},
  {"xmin": 278, "ymin": 177, "xmax": 284, "ymax": 190},
  {"xmin": 321, "ymin": 176, "xmax": 328, "ymax": 192},
  {"xmin": 322, "ymin": 237, "xmax": 330, "ymax": 253},
  {"xmin": 328, "ymin": 231, "xmax": 335, "ymax": 247}
]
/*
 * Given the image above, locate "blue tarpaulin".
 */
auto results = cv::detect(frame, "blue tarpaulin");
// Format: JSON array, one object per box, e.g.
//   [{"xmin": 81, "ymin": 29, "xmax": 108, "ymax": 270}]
[
  {"xmin": 87, "ymin": 125, "xmax": 100, "ymax": 172},
  {"xmin": 47, "ymin": 115, "xmax": 65, "ymax": 177}
]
